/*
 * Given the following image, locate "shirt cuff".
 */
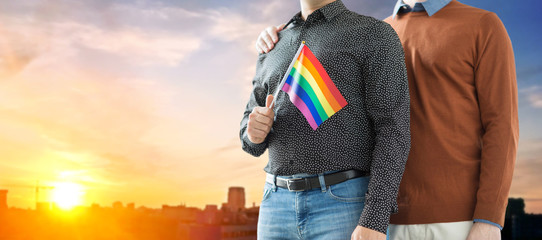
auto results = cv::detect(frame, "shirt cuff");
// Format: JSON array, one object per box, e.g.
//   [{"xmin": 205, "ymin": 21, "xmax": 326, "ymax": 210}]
[
  {"xmin": 241, "ymin": 132, "xmax": 268, "ymax": 157},
  {"xmin": 473, "ymin": 219, "xmax": 503, "ymax": 230},
  {"xmin": 358, "ymin": 195, "xmax": 393, "ymax": 234}
]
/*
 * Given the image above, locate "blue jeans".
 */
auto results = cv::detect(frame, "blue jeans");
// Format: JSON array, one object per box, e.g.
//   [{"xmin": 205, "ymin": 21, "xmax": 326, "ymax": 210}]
[{"xmin": 257, "ymin": 172, "xmax": 370, "ymax": 240}]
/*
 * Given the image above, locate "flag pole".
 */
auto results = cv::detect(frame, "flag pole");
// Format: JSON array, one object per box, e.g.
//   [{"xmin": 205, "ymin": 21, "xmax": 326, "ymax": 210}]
[{"xmin": 269, "ymin": 41, "xmax": 306, "ymax": 108}]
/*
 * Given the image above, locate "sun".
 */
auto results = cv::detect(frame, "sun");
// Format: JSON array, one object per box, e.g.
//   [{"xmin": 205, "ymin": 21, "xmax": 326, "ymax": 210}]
[{"xmin": 51, "ymin": 182, "xmax": 85, "ymax": 210}]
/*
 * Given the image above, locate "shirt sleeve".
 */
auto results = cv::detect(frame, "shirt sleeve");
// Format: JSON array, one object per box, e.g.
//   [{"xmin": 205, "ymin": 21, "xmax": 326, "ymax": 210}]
[
  {"xmin": 358, "ymin": 22, "xmax": 411, "ymax": 234},
  {"xmin": 472, "ymin": 12, "xmax": 519, "ymax": 227},
  {"xmin": 239, "ymin": 55, "xmax": 271, "ymax": 157}
]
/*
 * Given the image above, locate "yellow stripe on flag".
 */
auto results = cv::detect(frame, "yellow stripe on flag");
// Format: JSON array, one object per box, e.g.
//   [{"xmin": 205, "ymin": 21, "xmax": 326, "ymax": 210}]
[{"xmin": 292, "ymin": 60, "xmax": 334, "ymax": 116}]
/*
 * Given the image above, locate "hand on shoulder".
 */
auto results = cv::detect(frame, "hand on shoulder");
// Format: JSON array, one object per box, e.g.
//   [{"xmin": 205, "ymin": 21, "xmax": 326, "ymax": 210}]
[{"xmin": 255, "ymin": 24, "xmax": 285, "ymax": 53}]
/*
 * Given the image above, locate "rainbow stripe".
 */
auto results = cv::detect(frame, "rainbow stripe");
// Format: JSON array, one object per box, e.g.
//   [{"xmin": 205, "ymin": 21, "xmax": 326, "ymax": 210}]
[{"xmin": 280, "ymin": 43, "xmax": 347, "ymax": 130}]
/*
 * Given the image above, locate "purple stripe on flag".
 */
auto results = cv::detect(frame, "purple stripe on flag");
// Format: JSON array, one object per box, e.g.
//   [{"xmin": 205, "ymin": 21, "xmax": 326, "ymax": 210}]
[{"xmin": 283, "ymin": 83, "xmax": 318, "ymax": 130}]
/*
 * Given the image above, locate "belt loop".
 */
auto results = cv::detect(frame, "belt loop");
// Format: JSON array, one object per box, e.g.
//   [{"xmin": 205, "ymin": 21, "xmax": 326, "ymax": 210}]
[
  {"xmin": 318, "ymin": 173, "xmax": 326, "ymax": 192},
  {"xmin": 272, "ymin": 175, "xmax": 277, "ymax": 192}
]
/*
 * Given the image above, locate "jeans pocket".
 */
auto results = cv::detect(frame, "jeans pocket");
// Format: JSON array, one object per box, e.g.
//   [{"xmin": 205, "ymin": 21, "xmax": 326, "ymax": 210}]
[
  {"xmin": 327, "ymin": 177, "xmax": 368, "ymax": 203},
  {"xmin": 261, "ymin": 182, "xmax": 273, "ymax": 202}
]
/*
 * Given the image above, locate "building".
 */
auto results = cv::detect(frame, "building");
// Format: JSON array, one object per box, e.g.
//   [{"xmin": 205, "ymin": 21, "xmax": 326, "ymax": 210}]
[
  {"xmin": 112, "ymin": 201, "xmax": 123, "ymax": 209},
  {"xmin": 177, "ymin": 224, "xmax": 256, "ymax": 240},
  {"xmin": 227, "ymin": 187, "xmax": 245, "ymax": 213},
  {"xmin": 502, "ymin": 198, "xmax": 542, "ymax": 240},
  {"xmin": 198, "ymin": 205, "xmax": 220, "ymax": 225},
  {"xmin": 162, "ymin": 204, "xmax": 199, "ymax": 222},
  {"xmin": 0, "ymin": 189, "xmax": 7, "ymax": 210},
  {"xmin": 36, "ymin": 202, "xmax": 51, "ymax": 211}
]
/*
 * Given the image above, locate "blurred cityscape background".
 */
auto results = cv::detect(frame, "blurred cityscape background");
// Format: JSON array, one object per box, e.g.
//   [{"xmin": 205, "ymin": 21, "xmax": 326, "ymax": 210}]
[
  {"xmin": 0, "ymin": 187, "xmax": 258, "ymax": 240},
  {"xmin": 1, "ymin": 187, "xmax": 542, "ymax": 240},
  {"xmin": 1, "ymin": 187, "xmax": 541, "ymax": 240}
]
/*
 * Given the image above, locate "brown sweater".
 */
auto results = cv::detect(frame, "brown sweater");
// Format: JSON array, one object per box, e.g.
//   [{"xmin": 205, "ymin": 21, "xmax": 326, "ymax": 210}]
[{"xmin": 384, "ymin": 0, "xmax": 518, "ymax": 226}]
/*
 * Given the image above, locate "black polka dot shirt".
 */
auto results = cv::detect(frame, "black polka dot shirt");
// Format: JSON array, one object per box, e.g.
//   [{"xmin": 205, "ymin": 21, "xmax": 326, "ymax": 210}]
[{"xmin": 239, "ymin": 0, "xmax": 410, "ymax": 234}]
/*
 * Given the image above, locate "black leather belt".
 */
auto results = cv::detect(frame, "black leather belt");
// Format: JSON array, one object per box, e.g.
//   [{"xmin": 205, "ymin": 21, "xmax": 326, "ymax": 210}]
[{"xmin": 267, "ymin": 169, "xmax": 369, "ymax": 192}]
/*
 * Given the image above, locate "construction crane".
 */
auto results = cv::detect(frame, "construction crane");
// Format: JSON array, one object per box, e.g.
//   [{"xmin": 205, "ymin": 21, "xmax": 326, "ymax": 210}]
[
  {"xmin": 34, "ymin": 180, "xmax": 55, "ymax": 209},
  {"xmin": 0, "ymin": 180, "xmax": 55, "ymax": 209}
]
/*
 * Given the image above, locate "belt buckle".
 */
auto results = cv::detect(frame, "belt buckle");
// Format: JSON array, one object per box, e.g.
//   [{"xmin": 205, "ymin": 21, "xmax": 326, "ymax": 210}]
[{"xmin": 286, "ymin": 178, "xmax": 304, "ymax": 192}]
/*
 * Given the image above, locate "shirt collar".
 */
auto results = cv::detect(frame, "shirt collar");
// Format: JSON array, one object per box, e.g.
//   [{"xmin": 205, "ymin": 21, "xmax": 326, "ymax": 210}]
[
  {"xmin": 288, "ymin": 0, "xmax": 348, "ymax": 27},
  {"xmin": 318, "ymin": 0, "xmax": 348, "ymax": 20},
  {"xmin": 392, "ymin": 0, "xmax": 452, "ymax": 19}
]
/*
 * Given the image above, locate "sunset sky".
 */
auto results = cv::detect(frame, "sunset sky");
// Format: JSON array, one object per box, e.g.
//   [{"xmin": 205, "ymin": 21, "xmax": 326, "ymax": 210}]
[{"xmin": 1, "ymin": 0, "xmax": 541, "ymax": 213}]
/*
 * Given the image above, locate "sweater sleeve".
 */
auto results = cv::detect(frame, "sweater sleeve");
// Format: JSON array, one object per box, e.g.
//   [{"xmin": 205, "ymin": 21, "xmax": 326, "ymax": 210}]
[
  {"xmin": 472, "ymin": 12, "xmax": 519, "ymax": 227},
  {"xmin": 239, "ymin": 55, "xmax": 270, "ymax": 157},
  {"xmin": 358, "ymin": 22, "xmax": 411, "ymax": 234}
]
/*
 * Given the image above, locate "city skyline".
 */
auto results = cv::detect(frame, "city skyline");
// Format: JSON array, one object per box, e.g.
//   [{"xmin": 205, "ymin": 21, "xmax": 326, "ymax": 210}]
[
  {"xmin": 1, "ymin": 187, "xmax": 539, "ymax": 239},
  {"xmin": 0, "ymin": 186, "xmax": 253, "ymax": 211},
  {"xmin": 0, "ymin": 186, "xmax": 260, "ymax": 240},
  {"xmin": 0, "ymin": 0, "xmax": 541, "ymax": 213}
]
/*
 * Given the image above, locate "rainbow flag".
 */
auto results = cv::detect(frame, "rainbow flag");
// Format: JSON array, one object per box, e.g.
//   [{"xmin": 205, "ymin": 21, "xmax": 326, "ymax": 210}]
[{"xmin": 275, "ymin": 42, "xmax": 348, "ymax": 130}]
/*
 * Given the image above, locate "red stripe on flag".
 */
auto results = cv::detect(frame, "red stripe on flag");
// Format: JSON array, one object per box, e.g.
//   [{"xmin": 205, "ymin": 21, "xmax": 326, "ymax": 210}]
[{"xmin": 300, "ymin": 46, "xmax": 347, "ymax": 107}]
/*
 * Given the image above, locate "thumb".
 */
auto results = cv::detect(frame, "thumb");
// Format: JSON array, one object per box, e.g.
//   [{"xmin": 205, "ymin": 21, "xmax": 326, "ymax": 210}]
[
  {"xmin": 277, "ymin": 23, "xmax": 286, "ymax": 31},
  {"xmin": 265, "ymin": 95, "xmax": 275, "ymax": 109}
]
